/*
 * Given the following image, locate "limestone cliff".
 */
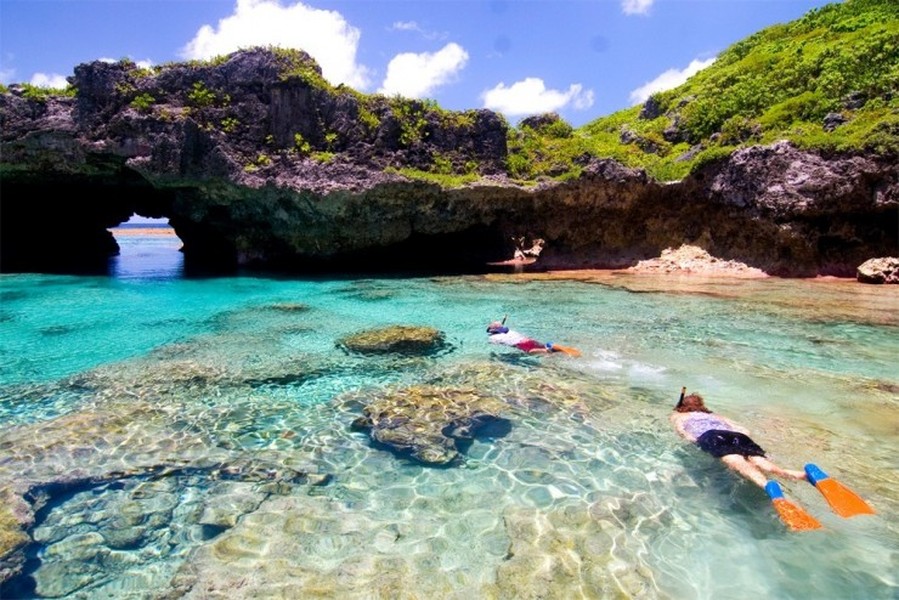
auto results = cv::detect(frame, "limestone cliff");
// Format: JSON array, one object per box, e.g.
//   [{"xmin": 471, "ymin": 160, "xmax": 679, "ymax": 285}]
[{"xmin": 1, "ymin": 48, "xmax": 896, "ymax": 276}]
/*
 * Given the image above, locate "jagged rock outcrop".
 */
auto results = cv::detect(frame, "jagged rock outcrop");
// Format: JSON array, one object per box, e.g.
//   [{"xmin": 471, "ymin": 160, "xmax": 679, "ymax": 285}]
[{"xmin": 1, "ymin": 48, "xmax": 897, "ymax": 276}]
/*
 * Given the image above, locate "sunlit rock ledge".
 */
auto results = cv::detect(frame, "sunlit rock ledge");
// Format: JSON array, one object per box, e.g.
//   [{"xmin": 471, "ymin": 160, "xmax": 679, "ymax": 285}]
[{"xmin": 1, "ymin": 48, "xmax": 897, "ymax": 277}]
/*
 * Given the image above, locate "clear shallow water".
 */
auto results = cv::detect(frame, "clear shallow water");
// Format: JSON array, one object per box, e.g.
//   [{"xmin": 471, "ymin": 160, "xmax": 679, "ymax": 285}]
[{"xmin": 0, "ymin": 232, "xmax": 897, "ymax": 599}]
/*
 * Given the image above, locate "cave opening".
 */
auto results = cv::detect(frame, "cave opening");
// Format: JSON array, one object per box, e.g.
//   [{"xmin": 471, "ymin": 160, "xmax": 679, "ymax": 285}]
[
  {"xmin": 108, "ymin": 214, "xmax": 185, "ymax": 280},
  {"xmin": 0, "ymin": 171, "xmax": 185, "ymax": 275}
]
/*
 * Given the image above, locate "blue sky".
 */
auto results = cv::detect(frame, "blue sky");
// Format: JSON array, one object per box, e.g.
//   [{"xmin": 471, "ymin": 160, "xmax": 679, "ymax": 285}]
[{"xmin": 1, "ymin": 0, "xmax": 837, "ymax": 127}]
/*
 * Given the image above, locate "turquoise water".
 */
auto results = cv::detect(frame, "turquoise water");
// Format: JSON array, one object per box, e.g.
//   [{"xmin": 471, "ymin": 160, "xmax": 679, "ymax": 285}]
[{"xmin": 0, "ymin": 231, "xmax": 897, "ymax": 598}]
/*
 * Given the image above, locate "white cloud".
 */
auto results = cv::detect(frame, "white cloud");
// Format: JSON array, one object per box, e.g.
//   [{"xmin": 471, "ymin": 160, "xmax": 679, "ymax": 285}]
[
  {"xmin": 30, "ymin": 73, "xmax": 69, "ymax": 88},
  {"xmin": 622, "ymin": 0, "xmax": 654, "ymax": 15},
  {"xmin": 100, "ymin": 57, "xmax": 154, "ymax": 69},
  {"xmin": 181, "ymin": 0, "xmax": 371, "ymax": 90},
  {"xmin": 0, "ymin": 68, "xmax": 15, "ymax": 85},
  {"xmin": 389, "ymin": 20, "xmax": 445, "ymax": 41},
  {"xmin": 481, "ymin": 77, "xmax": 594, "ymax": 117},
  {"xmin": 629, "ymin": 57, "xmax": 716, "ymax": 105},
  {"xmin": 378, "ymin": 42, "xmax": 468, "ymax": 98},
  {"xmin": 391, "ymin": 21, "xmax": 421, "ymax": 32}
]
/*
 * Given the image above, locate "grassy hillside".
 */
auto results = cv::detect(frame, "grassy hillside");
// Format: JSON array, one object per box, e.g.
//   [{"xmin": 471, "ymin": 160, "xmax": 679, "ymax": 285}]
[{"xmin": 510, "ymin": 0, "xmax": 899, "ymax": 182}]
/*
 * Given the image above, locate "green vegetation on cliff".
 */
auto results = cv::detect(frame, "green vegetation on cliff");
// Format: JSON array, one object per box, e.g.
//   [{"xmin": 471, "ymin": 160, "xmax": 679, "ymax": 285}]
[
  {"xmin": 14, "ymin": 82, "xmax": 76, "ymax": 101},
  {"xmin": 511, "ymin": 0, "xmax": 899, "ymax": 181},
  {"xmin": 3, "ymin": 1, "xmax": 896, "ymax": 186}
]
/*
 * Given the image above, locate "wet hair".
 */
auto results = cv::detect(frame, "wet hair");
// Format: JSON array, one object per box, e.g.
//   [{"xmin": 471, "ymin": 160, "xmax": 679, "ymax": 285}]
[{"xmin": 674, "ymin": 393, "xmax": 712, "ymax": 413}]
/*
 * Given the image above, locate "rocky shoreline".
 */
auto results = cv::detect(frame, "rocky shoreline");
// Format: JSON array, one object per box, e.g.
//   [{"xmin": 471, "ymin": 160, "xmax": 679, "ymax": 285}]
[
  {"xmin": 499, "ymin": 244, "xmax": 898, "ymax": 283},
  {"xmin": 2, "ymin": 49, "xmax": 897, "ymax": 278}
]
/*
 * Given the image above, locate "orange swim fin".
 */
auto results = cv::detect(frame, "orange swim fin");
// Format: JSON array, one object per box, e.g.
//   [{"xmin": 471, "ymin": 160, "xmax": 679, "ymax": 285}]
[
  {"xmin": 547, "ymin": 343, "xmax": 581, "ymax": 357},
  {"xmin": 804, "ymin": 464, "xmax": 875, "ymax": 518},
  {"xmin": 766, "ymin": 481, "xmax": 822, "ymax": 531}
]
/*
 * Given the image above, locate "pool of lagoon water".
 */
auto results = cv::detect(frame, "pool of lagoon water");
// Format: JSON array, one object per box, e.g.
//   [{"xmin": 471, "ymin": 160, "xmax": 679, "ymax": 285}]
[{"xmin": 0, "ymin": 230, "xmax": 896, "ymax": 598}]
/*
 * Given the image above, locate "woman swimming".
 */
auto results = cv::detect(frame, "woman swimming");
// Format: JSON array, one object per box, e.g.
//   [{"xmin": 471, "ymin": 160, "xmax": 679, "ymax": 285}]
[{"xmin": 670, "ymin": 387, "xmax": 807, "ymax": 489}]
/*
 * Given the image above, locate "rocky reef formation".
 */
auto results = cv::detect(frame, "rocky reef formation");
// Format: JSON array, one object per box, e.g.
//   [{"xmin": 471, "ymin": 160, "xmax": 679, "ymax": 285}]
[
  {"xmin": 1, "ymin": 47, "xmax": 897, "ymax": 276},
  {"xmin": 350, "ymin": 384, "xmax": 510, "ymax": 465},
  {"xmin": 337, "ymin": 325, "xmax": 449, "ymax": 356},
  {"xmin": 0, "ymin": 306, "xmax": 657, "ymax": 596},
  {"xmin": 0, "ymin": 302, "xmax": 345, "ymax": 587}
]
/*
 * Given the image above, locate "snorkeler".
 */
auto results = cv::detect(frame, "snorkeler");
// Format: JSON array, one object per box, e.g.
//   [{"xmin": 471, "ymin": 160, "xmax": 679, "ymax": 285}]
[
  {"xmin": 670, "ymin": 387, "xmax": 807, "ymax": 487},
  {"xmin": 486, "ymin": 316, "xmax": 580, "ymax": 356},
  {"xmin": 671, "ymin": 387, "xmax": 875, "ymax": 531}
]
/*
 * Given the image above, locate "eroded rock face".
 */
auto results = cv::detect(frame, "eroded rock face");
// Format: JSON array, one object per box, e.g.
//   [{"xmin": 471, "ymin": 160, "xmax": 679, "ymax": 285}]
[{"xmin": 1, "ymin": 49, "xmax": 897, "ymax": 276}]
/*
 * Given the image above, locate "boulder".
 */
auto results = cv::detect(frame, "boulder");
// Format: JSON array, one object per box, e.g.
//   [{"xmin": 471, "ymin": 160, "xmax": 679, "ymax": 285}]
[
  {"xmin": 857, "ymin": 257, "xmax": 899, "ymax": 284},
  {"xmin": 338, "ymin": 325, "xmax": 448, "ymax": 356}
]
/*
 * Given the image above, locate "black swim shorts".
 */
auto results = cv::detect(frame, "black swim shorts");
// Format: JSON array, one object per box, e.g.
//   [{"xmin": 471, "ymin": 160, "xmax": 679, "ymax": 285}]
[{"xmin": 696, "ymin": 429, "xmax": 766, "ymax": 458}]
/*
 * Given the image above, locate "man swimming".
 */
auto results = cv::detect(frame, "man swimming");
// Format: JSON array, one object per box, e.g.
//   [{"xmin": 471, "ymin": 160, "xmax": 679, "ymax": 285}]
[{"xmin": 486, "ymin": 320, "xmax": 553, "ymax": 354}]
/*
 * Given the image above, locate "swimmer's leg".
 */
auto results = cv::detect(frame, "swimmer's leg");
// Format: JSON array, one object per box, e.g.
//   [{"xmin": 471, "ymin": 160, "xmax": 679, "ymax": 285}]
[
  {"xmin": 721, "ymin": 454, "xmax": 768, "ymax": 488},
  {"xmin": 748, "ymin": 456, "xmax": 806, "ymax": 481},
  {"xmin": 722, "ymin": 456, "xmax": 822, "ymax": 531}
]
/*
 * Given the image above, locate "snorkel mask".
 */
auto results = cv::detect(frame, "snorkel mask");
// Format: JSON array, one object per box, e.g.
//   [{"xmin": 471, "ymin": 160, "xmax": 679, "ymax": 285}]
[{"xmin": 487, "ymin": 315, "xmax": 509, "ymax": 334}]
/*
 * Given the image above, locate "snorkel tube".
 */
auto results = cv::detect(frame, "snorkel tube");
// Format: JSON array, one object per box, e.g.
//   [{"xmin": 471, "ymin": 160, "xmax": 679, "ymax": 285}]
[
  {"xmin": 676, "ymin": 386, "xmax": 686, "ymax": 408},
  {"xmin": 487, "ymin": 314, "xmax": 510, "ymax": 334}
]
